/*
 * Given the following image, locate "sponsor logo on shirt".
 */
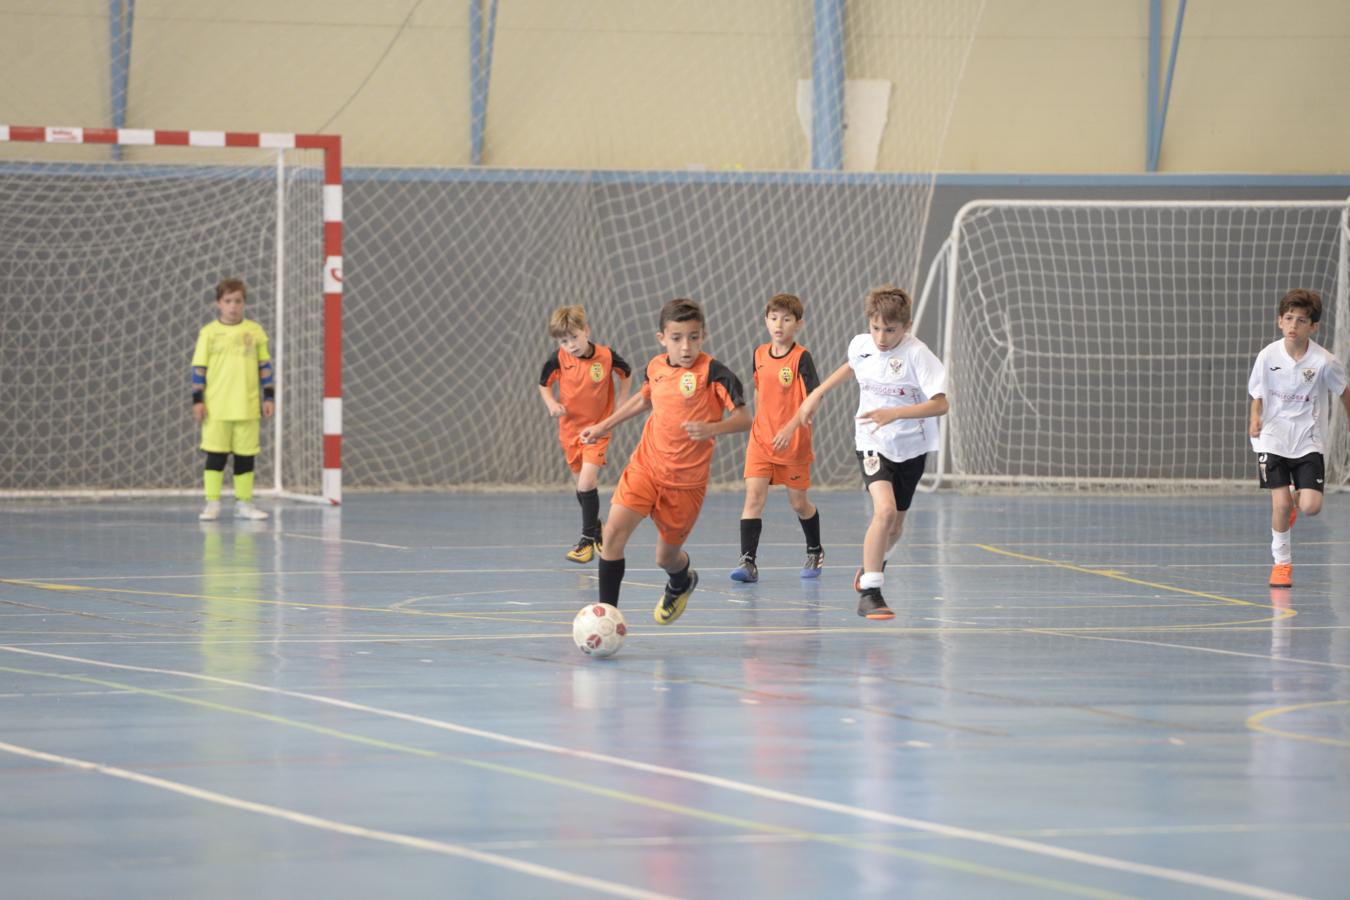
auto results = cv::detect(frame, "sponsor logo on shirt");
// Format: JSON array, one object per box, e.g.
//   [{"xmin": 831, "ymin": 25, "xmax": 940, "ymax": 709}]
[
  {"xmin": 1269, "ymin": 366, "xmax": 1281, "ymax": 371},
  {"xmin": 860, "ymin": 381, "xmax": 908, "ymax": 398}
]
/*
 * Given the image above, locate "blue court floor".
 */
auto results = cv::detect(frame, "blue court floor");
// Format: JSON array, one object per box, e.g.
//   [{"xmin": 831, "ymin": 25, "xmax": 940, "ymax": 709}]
[{"xmin": 1, "ymin": 489, "xmax": 1348, "ymax": 899}]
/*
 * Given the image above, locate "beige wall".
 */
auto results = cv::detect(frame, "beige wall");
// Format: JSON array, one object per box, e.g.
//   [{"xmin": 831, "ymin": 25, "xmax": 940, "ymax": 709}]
[{"xmin": 1, "ymin": 1, "xmax": 1346, "ymax": 173}]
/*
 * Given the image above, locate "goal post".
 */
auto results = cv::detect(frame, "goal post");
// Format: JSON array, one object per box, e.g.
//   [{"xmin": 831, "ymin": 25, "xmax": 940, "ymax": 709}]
[
  {"xmin": 923, "ymin": 198, "xmax": 1350, "ymax": 492},
  {"xmin": 0, "ymin": 124, "xmax": 343, "ymax": 504}
]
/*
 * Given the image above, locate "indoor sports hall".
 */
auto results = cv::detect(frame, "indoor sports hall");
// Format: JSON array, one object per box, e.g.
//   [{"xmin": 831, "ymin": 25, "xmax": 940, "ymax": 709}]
[{"xmin": 2, "ymin": 3, "xmax": 1348, "ymax": 899}]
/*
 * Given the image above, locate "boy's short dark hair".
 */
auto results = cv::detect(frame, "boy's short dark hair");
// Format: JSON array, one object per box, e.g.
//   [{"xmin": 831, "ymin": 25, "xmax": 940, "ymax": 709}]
[
  {"xmin": 548, "ymin": 304, "xmax": 587, "ymax": 337},
  {"xmin": 1278, "ymin": 288, "xmax": 1322, "ymax": 324},
  {"xmin": 865, "ymin": 285, "xmax": 912, "ymax": 326},
  {"xmin": 764, "ymin": 293, "xmax": 804, "ymax": 320},
  {"xmin": 659, "ymin": 298, "xmax": 705, "ymax": 331},
  {"xmin": 215, "ymin": 278, "xmax": 248, "ymax": 301}
]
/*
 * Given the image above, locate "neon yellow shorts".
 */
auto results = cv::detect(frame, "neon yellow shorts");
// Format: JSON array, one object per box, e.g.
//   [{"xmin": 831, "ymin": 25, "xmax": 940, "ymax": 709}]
[{"xmin": 201, "ymin": 418, "xmax": 261, "ymax": 456}]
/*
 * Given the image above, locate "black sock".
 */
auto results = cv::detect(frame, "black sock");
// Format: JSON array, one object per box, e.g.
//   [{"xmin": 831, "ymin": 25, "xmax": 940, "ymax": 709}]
[
  {"xmin": 577, "ymin": 489, "xmax": 600, "ymax": 539},
  {"xmin": 739, "ymin": 518, "xmax": 762, "ymax": 559},
  {"xmin": 799, "ymin": 510, "xmax": 821, "ymax": 552},
  {"xmin": 666, "ymin": 556, "xmax": 691, "ymax": 592},
  {"xmin": 598, "ymin": 556, "xmax": 625, "ymax": 606}
]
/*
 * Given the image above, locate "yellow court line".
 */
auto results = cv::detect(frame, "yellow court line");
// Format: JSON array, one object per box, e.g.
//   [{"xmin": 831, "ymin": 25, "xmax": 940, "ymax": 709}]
[
  {"xmin": 974, "ymin": 545, "xmax": 1294, "ymax": 629},
  {"xmin": 1247, "ymin": 700, "xmax": 1350, "ymax": 749},
  {"xmin": 0, "ymin": 663, "xmax": 1122, "ymax": 899}
]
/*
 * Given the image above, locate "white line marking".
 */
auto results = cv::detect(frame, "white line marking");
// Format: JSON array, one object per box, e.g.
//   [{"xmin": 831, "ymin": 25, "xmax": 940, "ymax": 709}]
[
  {"xmin": 278, "ymin": 532, "xmax": 411, "ymax": 550},
  {"xmin": 1033, "ymin": 632, "xmax": 1350, "ymax": 670},
  {"xmin": 0, "ymin": 739, "xmax": 678, "ymax": 900},
  {"xmin": 0, "ymin": 645, "xmax": 1306, "ymax": 900}
]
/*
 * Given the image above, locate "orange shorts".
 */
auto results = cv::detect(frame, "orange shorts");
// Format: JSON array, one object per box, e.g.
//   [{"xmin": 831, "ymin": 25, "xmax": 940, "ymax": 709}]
[
  {"xmin": 563, "ymin": 435, "xmax": 608, "ymax": 474},
  {"xmin": 743, "ymin": 442, "xmax": 811, "ymax": 490},
  {"xmin": 612, "ymin": 465, "xmax": 706, "ymax": 546}
]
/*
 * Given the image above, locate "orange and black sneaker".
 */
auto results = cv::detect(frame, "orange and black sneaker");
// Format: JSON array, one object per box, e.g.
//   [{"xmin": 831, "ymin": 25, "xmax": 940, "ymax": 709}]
[
  {"xmin": 857, "ymin": 588, "xmax": 895, "ymax": 620},
  {"xmin": 1268, "ymin": 563, "xmax": 1292, "ymax": 589}
]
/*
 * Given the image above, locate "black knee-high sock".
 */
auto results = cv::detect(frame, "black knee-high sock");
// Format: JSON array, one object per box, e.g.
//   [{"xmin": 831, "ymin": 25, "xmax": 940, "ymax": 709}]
[
  {"xmin": 739, "ymin": 518, "xmax": 762, "ymax": 559},
  {"xmin": 577, "ymin": 489, "xmax": 600, "ymax": 538},
  {"xmin": 598, "ymin": 556, "xmax": 625, "ymax": 606},
  {"xmin": 666, "ymin": 555, "xmax": 692, "ymax": 592},
  {"xmin": 798, "ymin": 510, "xmax": 821, "ymax": 551}
]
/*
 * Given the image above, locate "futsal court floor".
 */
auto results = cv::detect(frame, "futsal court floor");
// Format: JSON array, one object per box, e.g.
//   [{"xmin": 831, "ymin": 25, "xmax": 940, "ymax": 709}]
[{"xmin": 1, "ymin": 489, "xmax": 1347, "ymax": 899}]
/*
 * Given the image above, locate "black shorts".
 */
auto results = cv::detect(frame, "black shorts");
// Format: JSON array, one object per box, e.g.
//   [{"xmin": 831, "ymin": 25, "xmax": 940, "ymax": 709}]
[
  {"xmin": 1257, "ymin": 451, "xmax": 1325, "ymax": 492},
  {"xmin": 857, "ymin": 450, "xmax": 927, "ymax": 511}
]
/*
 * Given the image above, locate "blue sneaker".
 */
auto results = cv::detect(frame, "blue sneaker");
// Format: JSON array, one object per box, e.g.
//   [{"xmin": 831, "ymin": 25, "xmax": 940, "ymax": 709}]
[
  {"xmin": 800, "ymin": 548, "xmax": 824, "ymax": 579},
  {"xmin": 729, "ymin": 554, "xmax": 759, "ymax": 583}
]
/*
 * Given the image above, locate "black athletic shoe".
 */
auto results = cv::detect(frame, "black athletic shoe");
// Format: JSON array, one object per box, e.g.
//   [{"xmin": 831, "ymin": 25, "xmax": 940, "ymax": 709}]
[{"xmin": 857, "ymin": 588, "xmax": 894, "ymax": 620}]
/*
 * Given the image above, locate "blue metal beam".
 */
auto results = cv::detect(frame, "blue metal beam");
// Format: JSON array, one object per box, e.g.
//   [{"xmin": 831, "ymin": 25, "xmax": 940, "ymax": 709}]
[
  {"xmin": 108, "ymin": 0, "xmax": 135, "ymax": 160},
  {"xmin": 469, "ymin": 0, "xmax": 498, "ymax": 166},
  {"xmin": 811, "ymin": 0, "xmax": 845, "ymax": 171},
  {"xmin": 1146, "ymin": 0, "xmax": 1186, "ymax": 172}
]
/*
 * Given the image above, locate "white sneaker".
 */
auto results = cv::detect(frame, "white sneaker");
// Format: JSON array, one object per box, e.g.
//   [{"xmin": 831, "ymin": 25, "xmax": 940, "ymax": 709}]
[
  {"xmin": 234, "ymin": 501, "xmax": 269, "ymax": 520},
  {"xmin": 198, "ymin": 500, "xmax": 221, "ymax": 521}
]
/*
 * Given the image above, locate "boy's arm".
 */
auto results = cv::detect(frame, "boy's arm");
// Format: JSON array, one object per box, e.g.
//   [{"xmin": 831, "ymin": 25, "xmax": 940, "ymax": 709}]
[
  {"xmin": 857, "ymin": 394, "xmax": 949, "ymax": 429},
  {"xmin": 610, "ymin": 351, "xmax": 633, "ymax": 407},
  {"xmin": 1339, "ymin": 388, "xmax": 1350, "ymax": 428},
  {"xmin": 772, "ymin": 361, "xmax": 851, "ymax": 450},
  {"xmin": 1249, "ymin": 397, "xmax": 1264, "ymax": 438},
  {"xmin": 683, "ymin": 403, "xmax": 751, "ymax": 441},
  {"xmin": 581, "ymin": 390, "xmax": 651, "ymax": 443},
  {"xmin": 192, "ymin": 366, "xmax": 207, "ymax": 422},
  {"xmin": 538, "ymin": 384, "xmax": 565, "ymax": 417},
  {"xmin": 259, "ymin": 360, "xmax": 275, "ymax": 419}
]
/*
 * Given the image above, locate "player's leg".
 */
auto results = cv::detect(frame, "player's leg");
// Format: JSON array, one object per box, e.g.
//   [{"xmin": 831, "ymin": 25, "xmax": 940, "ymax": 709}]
[
  {"xmin": 856, "ymin": 479, "xmax": 898, "ymax": 619},
  {"xmin": 786, "ymin": 477, "xmax": 823, "ymax": 578},
  {"xmin": 598, "ymin": 467, "xmax": 655, "ymax": 607},
  {"xmin": 198, "ymin": 415, "xmax": 232, "ymax": 520},
  {"xmin": 567, "ymin": 456, "xmax": 604, "ymax": 563},
  {"xmin": 652, "ymin": 487, "xmax": 703, "ymax": 625},
  {"xmin": 731, "ymin": 476, "xmax": 769, "ymax": 582},
  {"xmin": 1261, "ymin": 452, "xmax": 1294, "ymax": 587},
  {"xmin": 1291, "ymin": 453, "xmax": 1324, "ymax": 519},
  {"xmin": 230, "ymin": 420, "xmax": 268, "ymax": 519}
]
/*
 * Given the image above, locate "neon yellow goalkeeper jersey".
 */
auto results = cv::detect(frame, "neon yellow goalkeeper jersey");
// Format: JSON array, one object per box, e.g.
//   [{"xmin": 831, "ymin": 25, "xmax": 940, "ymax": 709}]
[{"xmin": 192, "ymin": 319, "xmax": 271, "ymax": 421}]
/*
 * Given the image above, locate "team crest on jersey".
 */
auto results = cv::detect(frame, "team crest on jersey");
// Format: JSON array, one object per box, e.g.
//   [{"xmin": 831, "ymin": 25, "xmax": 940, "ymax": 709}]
[
  {"xmin": 679, "ymin": 371, "xmax": 697, "ymax": 397},
  {"xmin": 1302, "ymin": 368, "xmax": 1316, "ymax": 383},
  {"xmin": 888, "ymin": 358, "xmax": 903, "ymax": 375},
  {"xmin": 778, "ymin": 366, "xmax": 793, "ymax": 386},
  {"xmin": 589, "ymin": 362, "xmax": 605, "ymax": 383}
]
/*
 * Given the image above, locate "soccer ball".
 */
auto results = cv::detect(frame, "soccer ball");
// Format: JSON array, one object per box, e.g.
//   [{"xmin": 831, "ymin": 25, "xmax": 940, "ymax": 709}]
[{"xmin": 573, "ymin": 603, "xmax": 627, "ymax": 658}]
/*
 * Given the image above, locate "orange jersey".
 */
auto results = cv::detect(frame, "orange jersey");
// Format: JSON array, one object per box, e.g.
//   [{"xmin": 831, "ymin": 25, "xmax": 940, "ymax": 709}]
[
  {"xmin": 540, "ymin": 343, "xmax": 631, "ymax": 442},
  {"xmin": 748, "ymin": 342, "xmax": 819, "ymax": 465},
  {"xmin": 629, "ymin": 352, "xmax": 745, "ymax": 488}
]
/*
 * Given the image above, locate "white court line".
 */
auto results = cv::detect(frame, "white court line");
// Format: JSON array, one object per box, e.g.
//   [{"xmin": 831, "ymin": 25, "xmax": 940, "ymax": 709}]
[
  {"xmin": 0, "ymin": 740, "xmax": 676, "ymax": 900},
  {"xmin": 277, "ymin": 532, "xmax": 412, "ymax": 550},
  {"xmin": 1031, "ymin": 631, "xmax": 1350, "ymax": 671},
  {"xmin": 0, "ymin": 645, "xmax": 1307, "ymax": 900}
]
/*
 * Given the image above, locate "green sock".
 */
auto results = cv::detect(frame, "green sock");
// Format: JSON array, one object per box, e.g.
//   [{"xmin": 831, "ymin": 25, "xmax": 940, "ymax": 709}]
[
  {"xmin": 234, "ymin": 471, "xmax": 254, "ymax": 502},
  {"xmin": 203, "ymin": 469, "xmax": 224, "ymax": 501}
]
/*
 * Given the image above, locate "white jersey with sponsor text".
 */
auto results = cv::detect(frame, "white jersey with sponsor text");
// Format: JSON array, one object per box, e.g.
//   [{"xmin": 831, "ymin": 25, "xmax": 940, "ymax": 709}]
[
  {"xmin": 848, "ymin": 332, "xmax": 947, "ymax": 463},
  {"xmin": 1248, "ymin": 338, "xmax": 1348, "ymax": 458}
]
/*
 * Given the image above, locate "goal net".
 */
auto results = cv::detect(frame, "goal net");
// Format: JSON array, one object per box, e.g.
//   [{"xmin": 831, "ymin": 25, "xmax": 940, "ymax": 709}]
[
  {"xmin": 0, "ymin": 127, "xmax": 340, "ymax": 502},
  {"xmin": 930, "ymin": 199, "xmax": 1350, "ymax": 491}
]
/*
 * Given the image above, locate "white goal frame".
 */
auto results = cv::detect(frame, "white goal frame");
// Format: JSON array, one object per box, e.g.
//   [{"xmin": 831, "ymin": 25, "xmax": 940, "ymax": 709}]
[
  {"xmin": 0, "ymin": 124, "xmax": 343, "ymax": 505},
  {"xmin": 914, "ymin": 197, "xmax": 1350, "ymax": 492}
]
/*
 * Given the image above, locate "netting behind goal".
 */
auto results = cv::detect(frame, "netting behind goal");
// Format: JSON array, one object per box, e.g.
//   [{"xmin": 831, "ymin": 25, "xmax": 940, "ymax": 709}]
[
  {"xmin": 935, "ymin": 200, "xmax": 1350, "ymax": 491},
  {"xmin": 0, "ymin": 130, "xmax": 330, "ymax": 499}
]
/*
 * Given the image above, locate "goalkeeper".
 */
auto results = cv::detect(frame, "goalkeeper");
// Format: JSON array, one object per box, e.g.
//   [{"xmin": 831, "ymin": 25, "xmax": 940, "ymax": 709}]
[{"xmin": 191, "ymin": 278, "xmax": 274, "ymax": 521}]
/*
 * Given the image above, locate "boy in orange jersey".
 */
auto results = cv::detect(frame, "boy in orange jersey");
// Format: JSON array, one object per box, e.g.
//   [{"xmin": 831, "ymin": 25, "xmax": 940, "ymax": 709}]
[
  {"xmin": 729, "ymin": 293, "xmax": 824, "ymax": 583},
  {"xmin": 538, "ymin": 305, "xmax": 632, "ymax": 563},
  {"xmin": 580, "ymin": 298, "xmax": 750, "ymax": 624}
]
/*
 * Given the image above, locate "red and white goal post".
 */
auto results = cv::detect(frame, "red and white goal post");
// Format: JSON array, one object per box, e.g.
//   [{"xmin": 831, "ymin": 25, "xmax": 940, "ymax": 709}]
[{"xmin": 0, "ymin": 125, "xmax": 342, "ymax": 504}]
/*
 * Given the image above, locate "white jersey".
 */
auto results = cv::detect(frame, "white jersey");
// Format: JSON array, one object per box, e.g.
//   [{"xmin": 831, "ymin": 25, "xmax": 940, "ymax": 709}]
[
  {"xmin": 847, "ymin": 332, "xmax": 947, "ymax": 462},
  {"xmin": 1248, "ymin": 338, "xmax": 1348, "ymax": 458}
]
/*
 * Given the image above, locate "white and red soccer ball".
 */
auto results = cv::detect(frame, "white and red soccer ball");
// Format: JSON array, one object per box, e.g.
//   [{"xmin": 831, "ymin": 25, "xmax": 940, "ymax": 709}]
[{"xmin": 572, "ymin": 603, "xmax": 627, "ymax": 658}]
